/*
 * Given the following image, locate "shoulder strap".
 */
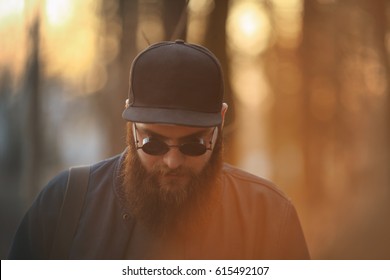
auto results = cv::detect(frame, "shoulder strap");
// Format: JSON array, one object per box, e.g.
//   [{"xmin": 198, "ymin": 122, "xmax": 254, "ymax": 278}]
[{"xmin": 50, "ymin": 166, "xmax": 90, "ymax": 259}]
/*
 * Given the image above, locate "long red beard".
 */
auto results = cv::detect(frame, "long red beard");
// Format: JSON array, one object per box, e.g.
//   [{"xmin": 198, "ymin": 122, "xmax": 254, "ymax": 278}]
[{"xmin": 120, "ymin": 123, "xmax": 223, "ymax": 237}]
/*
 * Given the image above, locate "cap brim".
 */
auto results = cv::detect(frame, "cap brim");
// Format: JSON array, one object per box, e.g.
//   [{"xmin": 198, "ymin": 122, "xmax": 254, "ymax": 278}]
[{"xmin": 122, "ymin": 107, "xmax": 222, "ymax": 127}]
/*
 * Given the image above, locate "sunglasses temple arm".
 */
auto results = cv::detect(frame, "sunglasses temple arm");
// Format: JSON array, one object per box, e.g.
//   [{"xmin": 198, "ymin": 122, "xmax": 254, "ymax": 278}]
[
  {"xmin": 210, "ymin": 127, "xmax": 218, "ymax": 148},
  {"xmin": 132, "ymin": 123, "xmax": 139, "ymax": 146}
]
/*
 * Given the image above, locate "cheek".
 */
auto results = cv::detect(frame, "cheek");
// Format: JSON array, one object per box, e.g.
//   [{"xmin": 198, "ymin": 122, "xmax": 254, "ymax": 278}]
[
  {"xmin": 188, "ymin": 152, "xmax": 212, "ymax": 173},
  {"xmin": 137, "ymin": 150, "xmax": 158, "ymax": 172}
]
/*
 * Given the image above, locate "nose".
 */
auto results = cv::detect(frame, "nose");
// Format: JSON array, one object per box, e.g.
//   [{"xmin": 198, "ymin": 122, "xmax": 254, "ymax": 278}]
[{"xmin": 163, "ymin": 147, "xmax": 185, "ymax": 170}]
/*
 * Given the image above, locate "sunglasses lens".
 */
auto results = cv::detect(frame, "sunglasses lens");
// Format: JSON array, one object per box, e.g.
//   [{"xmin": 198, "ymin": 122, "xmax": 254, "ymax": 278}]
[
  {"xmin": 142, "ymin": 140, "xmax": 169, "ymax": 155},
  {"xmin": 139, "ymin": 138, "xmax": 208, "ymax": 156},
  {"xmin": 180, "ymin": 143, "xmax": 207, "ymax": 156}
]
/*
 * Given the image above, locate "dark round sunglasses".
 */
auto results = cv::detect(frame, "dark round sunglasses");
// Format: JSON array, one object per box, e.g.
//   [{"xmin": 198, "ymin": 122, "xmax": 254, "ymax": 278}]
[{"xmin": 133, "ymin": 124, "xmax": 217, "ymax": 156}]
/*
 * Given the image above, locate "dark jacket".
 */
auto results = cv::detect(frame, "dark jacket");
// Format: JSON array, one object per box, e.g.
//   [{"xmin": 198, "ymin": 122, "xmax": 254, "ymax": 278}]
[{"xmin": 8, "ymin": 152, "xmax": 310, "ymax": 259}]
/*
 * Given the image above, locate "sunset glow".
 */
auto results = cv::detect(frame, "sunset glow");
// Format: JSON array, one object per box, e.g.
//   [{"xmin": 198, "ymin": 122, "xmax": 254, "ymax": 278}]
[
  {"xmin": 45, "ymin": 0, "xmax": 74, "ymax": 27},
  {"xmin": 227, "ymin": 0, "xmax": 271, "ymax": 55},
  {"xmin": 0, "ymin": 0, "xmax": 24, "ymax": 24}
]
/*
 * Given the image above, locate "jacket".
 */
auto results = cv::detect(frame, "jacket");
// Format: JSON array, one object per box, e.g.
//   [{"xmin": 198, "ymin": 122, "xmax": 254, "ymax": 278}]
[{"xmin": 8, "ymin": 151, "xmax": 310, "ymax": 259}]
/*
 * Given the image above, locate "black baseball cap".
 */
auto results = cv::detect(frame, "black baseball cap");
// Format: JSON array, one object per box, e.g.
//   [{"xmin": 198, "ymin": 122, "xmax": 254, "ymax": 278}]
[{"xmin": 122, "ymin": 40, "xmax": 224, "ymax": 127}]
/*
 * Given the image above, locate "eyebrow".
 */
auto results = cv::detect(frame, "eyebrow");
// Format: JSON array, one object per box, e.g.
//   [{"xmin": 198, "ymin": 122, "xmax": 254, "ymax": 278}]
[{"xmin": 138, "ymin": 127, "xmax": 212, "ymax": 141}]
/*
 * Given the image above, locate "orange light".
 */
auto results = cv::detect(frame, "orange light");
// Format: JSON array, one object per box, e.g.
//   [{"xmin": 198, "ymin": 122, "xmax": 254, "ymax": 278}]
[
  {"xmin": 227, "ymin": 1, "xmax": 271, "ymax": 55},
  {"xmin": 45, "ymin": 0, "xmax": 74, "ymax": 27}
]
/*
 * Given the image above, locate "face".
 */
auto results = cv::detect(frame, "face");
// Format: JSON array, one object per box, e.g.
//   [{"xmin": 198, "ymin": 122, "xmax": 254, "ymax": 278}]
[
  {"xmin": 134, "ymin": 123, "xmax": 216, "ymax": 192},
  {"xmin": 121, "ymin": 104, "xmax": 228, "ymax": 235}
]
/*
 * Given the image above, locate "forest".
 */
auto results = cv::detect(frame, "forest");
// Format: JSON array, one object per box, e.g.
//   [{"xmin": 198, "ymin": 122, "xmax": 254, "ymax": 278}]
[{"xmin": 0, "ymin": 0, "xmax": 389, "ymax": 259}]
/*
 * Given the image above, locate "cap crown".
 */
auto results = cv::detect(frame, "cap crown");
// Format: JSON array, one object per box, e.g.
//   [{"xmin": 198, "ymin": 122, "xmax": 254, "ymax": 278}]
[{"xmin": 122, "ymin": 40, "xmax": 224, "ymax": 127}]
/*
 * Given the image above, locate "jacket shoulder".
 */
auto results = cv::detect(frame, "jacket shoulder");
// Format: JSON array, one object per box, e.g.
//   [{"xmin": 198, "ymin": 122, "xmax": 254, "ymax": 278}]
[
  {"xmin": 36, "ymin": 153, "xmax": 122, "ymax": 201},
  {"xmin": 8, "ymin": 153, "xmax": 124, "ymax": 259},
  {"xmin": 222, "ymin": 163, "xmax": 291, "ymax": 202}
]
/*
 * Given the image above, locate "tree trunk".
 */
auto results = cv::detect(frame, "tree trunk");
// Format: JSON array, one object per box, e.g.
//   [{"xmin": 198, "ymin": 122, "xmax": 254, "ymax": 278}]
[
  {"xmin": 204, "ymin": 0, "xmax": 237, "ymax": 164},
  {"xmin": 96, "ymin": 0, "xmax": 139, "ymax": 156}
]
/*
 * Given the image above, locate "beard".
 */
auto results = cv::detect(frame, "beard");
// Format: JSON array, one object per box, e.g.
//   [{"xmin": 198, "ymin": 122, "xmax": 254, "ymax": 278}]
[{"xmin": 120, "ymin": 123, "xmax": 223, "ymax": 237}]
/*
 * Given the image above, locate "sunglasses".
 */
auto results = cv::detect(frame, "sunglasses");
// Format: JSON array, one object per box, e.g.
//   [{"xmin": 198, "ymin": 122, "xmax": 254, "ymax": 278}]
[{"xmin": 133, "ymin": 124, "xmax": 217, "ymax": 156}]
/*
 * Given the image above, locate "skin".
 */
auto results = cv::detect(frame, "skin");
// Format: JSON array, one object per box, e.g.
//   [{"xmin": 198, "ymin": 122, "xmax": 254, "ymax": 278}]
[{"xmin": 134, "ymin": 103, "xmax": 228, "ymax": 192}]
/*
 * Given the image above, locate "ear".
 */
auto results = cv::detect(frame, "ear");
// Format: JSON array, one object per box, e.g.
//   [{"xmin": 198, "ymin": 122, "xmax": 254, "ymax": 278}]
[{"xmin": 220, "ymin": 103, "xmax": 228, "ymax": 128}]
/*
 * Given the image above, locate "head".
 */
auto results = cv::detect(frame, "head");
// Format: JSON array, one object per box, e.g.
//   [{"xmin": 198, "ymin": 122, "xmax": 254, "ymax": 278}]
[{"xmin": 121, "ymin": 40, "xmax": 228, "ymax": 235}]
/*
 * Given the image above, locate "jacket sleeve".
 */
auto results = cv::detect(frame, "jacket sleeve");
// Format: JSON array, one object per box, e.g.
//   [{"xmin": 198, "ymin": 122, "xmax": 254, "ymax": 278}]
[{"xmin": 7, "ymin": 170, "xmax": 69, "ymax": 259}]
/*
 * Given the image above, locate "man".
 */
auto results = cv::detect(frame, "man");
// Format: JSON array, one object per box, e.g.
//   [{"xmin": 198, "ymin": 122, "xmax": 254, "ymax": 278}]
[{"xmin": 9, "ymin": 40, "xmax": 310, "ymax": 259}]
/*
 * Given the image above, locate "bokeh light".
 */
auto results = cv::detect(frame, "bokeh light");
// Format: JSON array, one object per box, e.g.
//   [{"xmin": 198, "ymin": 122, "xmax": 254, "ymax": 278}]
[
  {"xmin": 45, "ymin": 0, "xmax": 74, "ymax": 27},
  {"xmin": 227, "ymin": 0, "xmax": 271, "ymax": 55},
  {"xmin": 0, "ymin": 0, "xmax": 25, "ymax": 24},
  {"xmin": 271, "ymin": 0, "xmax": 303, "ymax": 48},
  {"xmin": 41, "ymin": 0, "xmax": 101, "ymax": 94},
  {"xmin": 0, "ymin": 0, "xmax": 27, "ymax": 85}
]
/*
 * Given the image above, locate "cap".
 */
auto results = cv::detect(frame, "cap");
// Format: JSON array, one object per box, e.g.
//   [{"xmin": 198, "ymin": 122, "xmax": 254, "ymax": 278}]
[{"xmin": 122, "ymin": 40, "xmax": 224, "ymax": 127}]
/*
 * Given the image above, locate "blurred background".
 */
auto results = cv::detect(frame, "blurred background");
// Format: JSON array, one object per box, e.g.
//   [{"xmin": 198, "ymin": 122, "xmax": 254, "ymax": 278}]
[{"xmin": 1, "ymin": 0, "xmax": 389, "ymax": 259}]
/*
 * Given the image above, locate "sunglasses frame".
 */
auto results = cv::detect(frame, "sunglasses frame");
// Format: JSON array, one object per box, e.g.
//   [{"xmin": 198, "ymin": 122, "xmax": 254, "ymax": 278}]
[{"xmin": 133, "ymin": 123, "xmax": 218, "ymax": 156}]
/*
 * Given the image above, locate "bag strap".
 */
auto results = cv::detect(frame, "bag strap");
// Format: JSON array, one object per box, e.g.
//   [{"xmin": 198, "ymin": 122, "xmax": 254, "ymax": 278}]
[{"xmin": 50, "ymin": 166, "xmax": 90, "ymax": 259}]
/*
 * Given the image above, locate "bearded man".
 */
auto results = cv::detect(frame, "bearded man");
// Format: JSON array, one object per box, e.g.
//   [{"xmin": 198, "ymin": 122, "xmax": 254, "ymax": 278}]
[{"xmin": 8, "ymin": 40, "xmax": 310, "ymax": 259}]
